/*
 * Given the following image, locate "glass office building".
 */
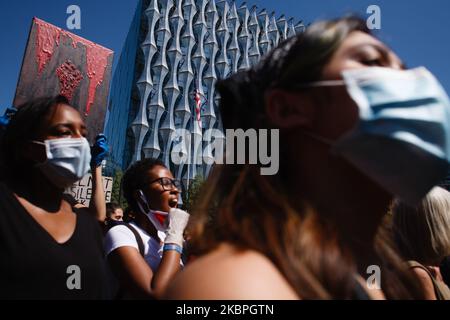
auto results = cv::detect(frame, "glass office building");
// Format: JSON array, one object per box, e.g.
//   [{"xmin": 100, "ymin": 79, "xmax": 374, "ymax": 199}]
[{"xmin": 105, "ymin": 0, "xmax": 304, "ymax": 188}]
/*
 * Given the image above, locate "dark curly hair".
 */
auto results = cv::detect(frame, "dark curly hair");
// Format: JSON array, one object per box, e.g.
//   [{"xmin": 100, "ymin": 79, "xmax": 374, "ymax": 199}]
[{"xmin": 1, "ymin": 95, "xmax": 72, "ymax": 180}]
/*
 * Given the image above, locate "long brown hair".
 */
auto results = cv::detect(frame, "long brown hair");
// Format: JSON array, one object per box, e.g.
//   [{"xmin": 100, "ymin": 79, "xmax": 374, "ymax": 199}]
[{"xmin": 187, "ymin": 17, "xmax": 421, "ymax": 299}]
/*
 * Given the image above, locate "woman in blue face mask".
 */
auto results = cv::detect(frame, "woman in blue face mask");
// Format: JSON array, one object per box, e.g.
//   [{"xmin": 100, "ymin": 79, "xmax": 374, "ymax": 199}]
[
  {"xmin": 165, "ymin": 17, "xmax": 450, "ymax": 300},
  {"xmin": 0, "ymin": 95, "xmax": 110, "ymax": 299}
]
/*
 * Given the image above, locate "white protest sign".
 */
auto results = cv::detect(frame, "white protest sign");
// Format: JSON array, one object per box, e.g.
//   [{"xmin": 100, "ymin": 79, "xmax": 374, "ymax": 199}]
[{"xmin": 66, "ymin": 175, "xmax": 113, "ymax": 206}]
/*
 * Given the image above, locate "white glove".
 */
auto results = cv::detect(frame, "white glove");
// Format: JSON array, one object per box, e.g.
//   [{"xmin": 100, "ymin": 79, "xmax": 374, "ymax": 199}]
[{"xmin": 164, "ymin": 208, "xmax": 190, "ymax": 247}]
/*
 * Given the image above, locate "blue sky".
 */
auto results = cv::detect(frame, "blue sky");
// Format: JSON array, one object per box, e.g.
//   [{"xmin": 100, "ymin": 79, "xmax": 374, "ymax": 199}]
[{"xmin": 0, "ymin": 0, "xmax": 449, "ymax": 116}]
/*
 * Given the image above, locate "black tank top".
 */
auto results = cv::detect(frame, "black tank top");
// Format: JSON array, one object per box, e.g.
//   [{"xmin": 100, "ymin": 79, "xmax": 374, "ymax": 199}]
[{"xmin": 0, "ymin": 182, "xmax": 110, "ymax": 299}]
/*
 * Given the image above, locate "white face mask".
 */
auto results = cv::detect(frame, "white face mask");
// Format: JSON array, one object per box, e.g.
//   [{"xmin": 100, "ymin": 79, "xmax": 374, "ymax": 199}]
[
  {"xmin": 136, "ymin": 190, "xmax": 169, "ymax": 233},
  {"xmin": 33, "ymin": 137, "xmax": 91, "ymax": 189}
]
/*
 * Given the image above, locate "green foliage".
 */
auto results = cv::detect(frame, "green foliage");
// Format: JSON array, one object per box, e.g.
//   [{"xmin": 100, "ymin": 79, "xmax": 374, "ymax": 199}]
[
  {"xmin": 181, "ymin": 175, "xmax": 205, "ymax": 213},
  {"xmin": 111, "ymin": 169, "xmax": 127, "ymax": 208}
]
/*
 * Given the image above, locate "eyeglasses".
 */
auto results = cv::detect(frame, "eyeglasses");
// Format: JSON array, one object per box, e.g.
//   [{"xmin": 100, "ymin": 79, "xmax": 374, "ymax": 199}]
[{"xmin": 150, "ymin": 177, "xmax": 182, "ymax": 192}]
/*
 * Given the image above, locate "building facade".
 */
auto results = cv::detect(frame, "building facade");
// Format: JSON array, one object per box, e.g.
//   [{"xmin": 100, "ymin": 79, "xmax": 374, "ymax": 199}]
[{"xmin": 105, "ymin": 0, "xmax": 304, "ymax": 188}]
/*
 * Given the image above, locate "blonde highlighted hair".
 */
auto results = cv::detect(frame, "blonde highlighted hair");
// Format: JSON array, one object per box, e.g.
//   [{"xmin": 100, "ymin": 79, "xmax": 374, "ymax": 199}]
[{"xmin": 392, "ymin": 186, "xmax": 450, "ymax": 265}]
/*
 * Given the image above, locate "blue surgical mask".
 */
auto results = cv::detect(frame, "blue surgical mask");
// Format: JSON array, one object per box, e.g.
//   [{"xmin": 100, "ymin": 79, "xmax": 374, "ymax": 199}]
[
  {"xmin": 304, "ymin": 67, "xmax": 450, "ymax": 205},
  {"xmin": 33, "ymin": 137, "xmax": 91, "ymax": 189}
]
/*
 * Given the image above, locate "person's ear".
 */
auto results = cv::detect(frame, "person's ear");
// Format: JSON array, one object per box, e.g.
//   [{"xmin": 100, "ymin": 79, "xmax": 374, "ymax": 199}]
[{"xmin": 265, "ymin": 89, "xmax": 315, "ymax": 129}]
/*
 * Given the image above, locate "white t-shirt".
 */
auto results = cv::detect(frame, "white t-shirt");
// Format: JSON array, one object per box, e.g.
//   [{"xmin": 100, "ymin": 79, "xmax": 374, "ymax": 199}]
[{"xmin": 104, "ymin": 222, "xmax": 165, "ymax": 272}]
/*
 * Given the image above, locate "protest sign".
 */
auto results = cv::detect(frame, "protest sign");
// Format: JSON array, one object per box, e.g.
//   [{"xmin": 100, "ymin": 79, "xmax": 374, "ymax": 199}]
[
  {"xmin": 13, "ymin": 18, "xmax": 113, "ymax": 143},
  {"xmin": 66, "ymin": 175, "xmax": 113, "ymax": 206}
]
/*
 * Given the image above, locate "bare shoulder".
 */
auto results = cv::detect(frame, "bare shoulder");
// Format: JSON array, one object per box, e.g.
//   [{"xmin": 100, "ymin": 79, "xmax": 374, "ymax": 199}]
[
  {"xmin": 410, "ymin": 267, "xmax": 434, "ymax": 286},
  {"xmin": 164, "ymin": 243, "xmax": 299, "ymax": 300},
  {"xmin": 410, "ymin": 267, "xmax": 437, "ymax": 300}
]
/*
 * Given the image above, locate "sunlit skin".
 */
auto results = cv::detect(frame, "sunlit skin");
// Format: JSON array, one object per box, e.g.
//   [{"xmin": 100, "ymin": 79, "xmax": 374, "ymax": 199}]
[
  {"xmin": 165, "ymin": 31, "xmax": 403, "ymax": 300},
  {"xmin": 14, "ymin": 104, "xmax": 87, "ymax": 244},
  {"xmin": 25, "ymin": 103, "xmax": 86, "ymax": 163},
  {"xmin": 411, "ymin": 266, "xmax": 442, "ymax": 300},
  {"xmin": 271, "ymin": 31, "xmax": 405, "ymax": 296},
  {"xmin": 264, "ymin": 33, "xmax": 406, "ymax": 299},
  {"xmin": 309, "ymin": 31, "xmax": 404, "ymax": 140},
  {"xmin": 107, "ymin": 164, "xmax": 182, "ymax": 299},
  {"xmin": 37, "ymin": 104, "xmax": 87, "ymax": 140},
  {"xmin": 139, "ymin": 165, "xmax": 180, "ymax": 213},
  {"xmin": 132, "ymin": 165, "xmax": 180, "ymax": 241},
  {"xmin": 277, "ymin": 31, "xmax": 405, "ymax": 251}
]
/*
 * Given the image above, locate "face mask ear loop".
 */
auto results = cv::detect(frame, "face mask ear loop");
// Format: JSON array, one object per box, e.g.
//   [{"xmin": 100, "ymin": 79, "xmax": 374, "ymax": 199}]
[
  {"xmin": 295, "ymin": 79, "xmax": 346, "ymax": 150},
  {"xmin": 309, "ymin": 80, "xmax": 346, "ymax": 87},
  {"xmin": 294, "ymin": 80, "xmax": 346, "ymax": 89},
  {"xmin": 30, "ymin": 140, "xmax": 50, "ymax": 168},
  {"xmin": 137, "ymin": 190, "xmax": 168, "ymax": 232},
  {"xmin": 301, "ymin": 131, "xmax": 334, "ymax": 146},
  {"xmin": 137, "ymin": 190, "xmax": 151, "ymax": 215},
  {"xmin": 31, "ymin": 140, "xmax": 46, "ymax": 146}
]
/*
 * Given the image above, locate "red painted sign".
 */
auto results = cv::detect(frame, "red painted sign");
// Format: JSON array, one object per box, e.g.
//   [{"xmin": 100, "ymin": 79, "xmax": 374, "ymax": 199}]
[{"xmin": 14, "ymin": 18, "xmax": 114, "ymax": 143}]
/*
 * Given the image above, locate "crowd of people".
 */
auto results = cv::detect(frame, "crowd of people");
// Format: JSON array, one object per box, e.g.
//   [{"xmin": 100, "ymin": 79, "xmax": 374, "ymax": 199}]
[{"xmin": 0, "ymin": 16, "xmax": 450, "ymax": 300}]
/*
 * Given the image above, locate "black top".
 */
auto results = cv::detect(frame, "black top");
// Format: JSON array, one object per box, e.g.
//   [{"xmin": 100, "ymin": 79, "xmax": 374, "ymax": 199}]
[{"xmin": 0, "ymin": 182, "xmax": 110, "ymax": 299}]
